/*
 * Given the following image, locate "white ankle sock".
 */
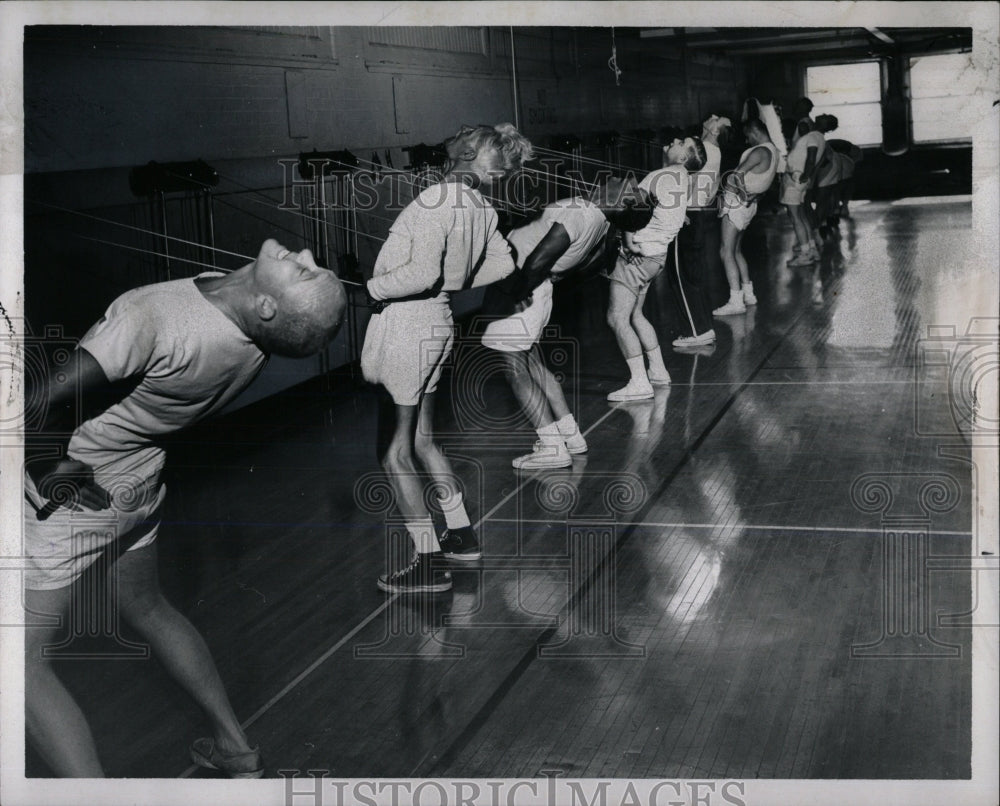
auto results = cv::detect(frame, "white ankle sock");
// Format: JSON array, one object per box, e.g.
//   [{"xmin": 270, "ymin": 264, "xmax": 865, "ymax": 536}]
[
  {"xmin": 645, "ymin": 346, "xmax": 668, "ymax": 376},
  {"xmin": 626, "ymin": 355, "xmax": 648, "ymax": 384},
  {"xmin": 554, "ymin": 413, "xmax": 579, "ymax": 437},
  {"xmin": 407, "ymin": 518, "xmax": 438, "ymax": 554},
  {"xmin": 439, "ymin": 491, "xmax": 471, "ymax": 529}
]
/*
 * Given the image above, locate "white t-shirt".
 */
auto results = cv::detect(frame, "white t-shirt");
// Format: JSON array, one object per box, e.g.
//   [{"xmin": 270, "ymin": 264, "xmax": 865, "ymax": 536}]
[
  {"xmin": 631, "ymin": 165, "xmax": 689, "ymax": 257},
  {"xmin": 507, "ymin": 197, "xmax": 609, "ymax": 276},
  {"xmin": 69, "ymin": 276, "xmax": 267, "ymax": 496},
  {"xmin": 688, "ymin": 140, "xmax": 722, "ymax": 210},
  {"xmin": 786, "ymin": 130, "xmax": 827, "ymax": 176}
]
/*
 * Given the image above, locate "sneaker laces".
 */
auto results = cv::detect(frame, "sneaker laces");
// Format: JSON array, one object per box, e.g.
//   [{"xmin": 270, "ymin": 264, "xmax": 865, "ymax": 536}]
[{"xmin": 388, "ymin": 554, "xmax": 421, "ymax": 579}]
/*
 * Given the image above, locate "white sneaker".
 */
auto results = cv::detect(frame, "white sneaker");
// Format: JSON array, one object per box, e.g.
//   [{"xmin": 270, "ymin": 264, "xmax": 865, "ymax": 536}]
[
  {"xmin": 742, "ymin": 283, "xmax": 757, "ymax": 306},
  {"xmin": 533, "ymin": 434, "xmax": 588, "ymax": 455},
  {"xmin": 607, "ymin": 380, "xmax": 654, "ymax": 402},
  {"xmin": 563, "ymin": 431, "xmax": 589, "ymax": 454},
  {"xmin": 513, "ymin": 441, "xmax": 572, "ymax": 469},
  {"xmin": 647, "ymin": 370, "xmax": 672, "ymax": 386},
  {"xmin": 673, "ymin": 329, "xmax": 716, "ymax": 347},
  {"xmin": 713, "ymin": 298, "xmax": 746, "ymax": 316}
]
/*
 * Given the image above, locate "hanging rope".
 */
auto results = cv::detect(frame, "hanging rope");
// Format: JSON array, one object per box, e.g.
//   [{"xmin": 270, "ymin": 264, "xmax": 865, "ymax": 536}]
[{"xmin": 609, "ymin": 27, "xmax": 622, "ymax": 86}]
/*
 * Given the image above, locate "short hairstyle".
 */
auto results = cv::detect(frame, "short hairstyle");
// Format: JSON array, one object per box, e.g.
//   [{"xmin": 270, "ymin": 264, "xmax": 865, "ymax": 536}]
[
  {"xmin": 444, "ymin": 123, "xmax": 534, "ymax": 173},
  {"xmin": 608, "ymin": 188, "xmax": 656, "ymax": 232},
  {"xmin": 745, "ymin": 118, "xmax": 770, "ymax": 141},
  {"xmin": 797, "ymin": 97, "xmax": 814, "ymax": 114},
  {"xmin": 263, "ymin": 279, "xmax": 346, "ymax": 358},
  {"xmin": 685, "ymin": 137, "xmax": 708, "ymax": 172},
  {"xmin": 815, "ymin": 113, "xmax": 839, "ymax": 132}
]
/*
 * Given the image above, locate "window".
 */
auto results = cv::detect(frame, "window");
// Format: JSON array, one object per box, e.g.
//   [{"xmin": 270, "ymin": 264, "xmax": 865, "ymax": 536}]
[
  {"xmin": 909, "ymin": 52, "xmax": 976, "ymax": 143},
  {"xmin": 805, "ymin": 62, "xmax": 883, "ymax": 147}
]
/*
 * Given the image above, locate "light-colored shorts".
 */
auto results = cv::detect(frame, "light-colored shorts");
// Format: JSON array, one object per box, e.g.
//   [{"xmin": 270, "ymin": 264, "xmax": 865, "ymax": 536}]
[
  {"xmin": 23, "ymin": 472, "xmax": 166, "ymax": 590},
  {"xmin": 719, "ymin": 190, "xmax": 758, "ymax": 231},
  {"xmin": 481, "ymin": 279, "xmax": 554, "ymax": 353},
  {"xmin": 780, "ymin": 173, "xmax": 810, "ymax": 206},
  {"xmin": 360, "ymin": 295, "xmax": 455, "ymax": 406},
  {"xmin": 608, "ymin": 252, "xmax": 666, "ymax": 298}
]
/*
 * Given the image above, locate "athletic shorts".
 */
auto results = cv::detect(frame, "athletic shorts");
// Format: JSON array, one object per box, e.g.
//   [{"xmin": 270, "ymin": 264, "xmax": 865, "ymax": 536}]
[
  {"xmin": 719, "ymin": 190, "xmax": 758, "ymax": 231},
  {"xmin": 360, "ymin": 295, "xmax": 454, "ymax": 406},
  {"xmin": 23, "ymin": 472, "xmax": 166, "ymax": 590},
  {"xmin": 481, "ymin": 279, "xmax": 554, "ymax": 353},
  {"xmin": 780, "ymin": 173, "xmax": 810, "ymax": 206},
  {"xmin": 608, "ymin": 252, "xmax": 666, "ymax": 297}
]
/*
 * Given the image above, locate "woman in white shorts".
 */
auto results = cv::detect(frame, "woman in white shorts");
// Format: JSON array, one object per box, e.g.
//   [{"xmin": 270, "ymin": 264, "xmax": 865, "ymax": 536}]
[{"xmin": 361, "ymin": 123, "xmax": 533, "ymax": 594}]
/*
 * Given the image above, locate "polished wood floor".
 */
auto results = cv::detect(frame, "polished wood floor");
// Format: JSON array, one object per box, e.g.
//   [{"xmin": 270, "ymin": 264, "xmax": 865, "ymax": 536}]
[{"xmin": 26, "ymin": 198, "xmax": 977, "ymax": 779}]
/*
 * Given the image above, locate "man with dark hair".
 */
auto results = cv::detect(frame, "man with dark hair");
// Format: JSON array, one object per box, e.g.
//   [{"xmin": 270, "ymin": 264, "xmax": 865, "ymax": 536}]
[
  {"xmin": 791, "ymin": 97, "xmax": 816, "ymax": 146},
  {"xmin": 782, "ymin": 110, "xmax": 828, "ymax": 267},
  {"xmin": 23, "ymin": 239, "xmax": 347, "ymax": 778},
  {"xmin": 481, "ymin": 177, "xmax": 654, "ymax": 468},
  {"xmin": 605, "ymin": 137, "xmax": 707, "ymax": 401}
]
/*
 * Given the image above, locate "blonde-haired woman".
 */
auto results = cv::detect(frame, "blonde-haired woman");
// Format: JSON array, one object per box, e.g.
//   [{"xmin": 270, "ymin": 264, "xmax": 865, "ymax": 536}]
[{"xmin": 361, "ymin": 123, "xmax": 533, "ymax": 593}]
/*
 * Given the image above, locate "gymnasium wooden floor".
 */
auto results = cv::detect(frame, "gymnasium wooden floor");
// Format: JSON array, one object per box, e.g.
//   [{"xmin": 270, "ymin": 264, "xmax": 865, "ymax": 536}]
[{"xmin": 26, "ymin": 196, "xmax": 976, "ymax": 779}]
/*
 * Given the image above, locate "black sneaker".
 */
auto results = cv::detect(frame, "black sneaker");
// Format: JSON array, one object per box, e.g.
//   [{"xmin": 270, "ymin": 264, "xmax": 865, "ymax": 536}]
[
  {"xmin": 438, "ymin": 526, "xmax": 481, "ymax": 561},
  {"xmin": 377, "ymin": 553, "xmax": 452, "ymax": 594}
]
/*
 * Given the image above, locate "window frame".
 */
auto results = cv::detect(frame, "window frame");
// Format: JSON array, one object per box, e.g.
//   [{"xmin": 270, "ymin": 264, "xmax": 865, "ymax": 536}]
[
  {"xmin": 803, "ymin": 58, "xmax": 885, "ymax": 149},
  {"xmin": 907, "ymin": 50, "xmax": 975, "ymax": 146}
]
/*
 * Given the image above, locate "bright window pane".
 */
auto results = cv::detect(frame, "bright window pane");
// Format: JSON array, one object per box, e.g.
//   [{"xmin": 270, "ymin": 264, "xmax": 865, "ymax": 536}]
[
  {"xmin": 910, "ymin": 53, "xmax": 975, "ymax": 142},
  {"xmin": 806, "ymin": 62, "xmax": 883, "ymax": 147}
]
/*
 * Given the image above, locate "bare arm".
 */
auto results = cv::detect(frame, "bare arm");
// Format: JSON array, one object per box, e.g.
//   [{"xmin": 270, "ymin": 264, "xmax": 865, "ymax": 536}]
[
  {"xmin": 724, "ymin": 148, "xmax": 769, "ymax": 198},
  {"xmin": 801, "ymin": 146, "xmax": 818, "ymax": 184},
  {"xmin": 504, "ymin": 223, "xmax": 571, "ymax": 301},
  {"xmin": 25, "ymin": 348, "xmax": 114, "ymax": 515}
]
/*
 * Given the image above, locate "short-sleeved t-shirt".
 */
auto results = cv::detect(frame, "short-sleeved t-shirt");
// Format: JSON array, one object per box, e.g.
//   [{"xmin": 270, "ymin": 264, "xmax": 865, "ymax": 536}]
[
  {"xmin": 631, "ymin": 165, "xmax": 689, "ymax": 257},
  {"xmin": 69, "ymin": 276, "xmax": 266, "ymax": 495},
  {"xmin": 786, "ymin": 130, "xmax": 827, "ymax": 175},
  {"xmin": 506, "ymin": 197, "xmax": 609, "ymax": 277}
]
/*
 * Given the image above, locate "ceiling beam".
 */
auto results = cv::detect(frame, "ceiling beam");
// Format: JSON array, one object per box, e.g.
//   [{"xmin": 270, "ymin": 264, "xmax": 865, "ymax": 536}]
[
  {"xmin": 866, "ymin": 27, "xmax": 896, "ymax": 45},
  {"xmin": 718, "ymin": 39, "xmax": 877, "ymax": 56}
]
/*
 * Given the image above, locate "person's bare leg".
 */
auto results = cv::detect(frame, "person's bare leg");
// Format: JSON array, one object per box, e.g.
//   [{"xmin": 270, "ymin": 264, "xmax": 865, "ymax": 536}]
[
  {"xmin": 503, "ymin": 349, "xmax": 552, "ymax": 429},
  {"xmin": 25, "ymin": 585, "xmax": 105, "ymax": 777},
  {"xmin": 527, "ymin": 346, "xmax": 569, "ymax": 424},
  {"xmin": 631, "ymin": 285, "xmax": 670, "ymax": 384},
  {"xmin": 114, "ymin": 544, "xmax": 257, "ymax": 770}
]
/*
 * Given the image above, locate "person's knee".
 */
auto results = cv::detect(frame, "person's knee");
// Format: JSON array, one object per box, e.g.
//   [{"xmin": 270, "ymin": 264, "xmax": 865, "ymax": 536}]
[
  {"xmin": 503, "ymin": 354, "xmax": 530, "ymax": 385},
  {"xmin": 119, "ymin": 587, "xmax": 170, "ymax": 629}
]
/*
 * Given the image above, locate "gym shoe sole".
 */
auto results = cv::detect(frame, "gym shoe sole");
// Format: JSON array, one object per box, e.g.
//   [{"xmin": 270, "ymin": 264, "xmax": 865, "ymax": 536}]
[
  {"xmin": 513, "ymin": 452, "xmax": 572, "ymax": 470},
  {"xmin": 607, "ymin": 388, "xmax": 655, "ymax": 402},
  {"xmin": 190, "ymin": 738, "xmax": 265, "ymax": 779},
  {"xmin": 534, "ymin": 437, "xmax": 587, "ymax": 455},
  {"xmin": 438, "ymin": 528, "xmax": 482, "ymax": 561},
  {"xmin": 673, "ymin": 331, "xmax": 716, "ymax": 347},
  {"xmin": 377, "ymin": 573, "xmax": 452, "ymax": 594}
]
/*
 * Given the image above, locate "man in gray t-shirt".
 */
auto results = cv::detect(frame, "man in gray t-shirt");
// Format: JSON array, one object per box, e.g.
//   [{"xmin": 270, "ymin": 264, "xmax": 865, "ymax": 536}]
[{"xmin": 23, "ymin": 239, "xmax": 345, "ymax": 779}]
